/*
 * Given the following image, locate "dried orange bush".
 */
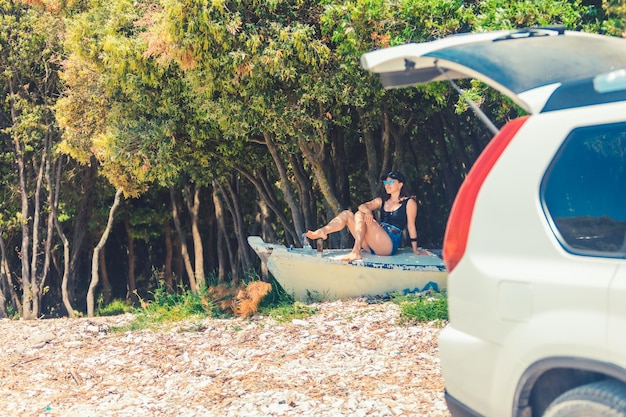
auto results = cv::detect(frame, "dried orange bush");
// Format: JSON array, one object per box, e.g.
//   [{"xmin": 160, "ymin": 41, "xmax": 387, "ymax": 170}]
[{"xmin": 207, "ymin": 281, "xmax": 272, "ymax": 318}]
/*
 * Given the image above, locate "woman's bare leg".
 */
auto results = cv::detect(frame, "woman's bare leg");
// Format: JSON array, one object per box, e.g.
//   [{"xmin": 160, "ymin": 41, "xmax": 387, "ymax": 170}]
[
  {"xmin": 342, "ymin": 215, "xmax": 393, "ymax": 261},
  {"xmin": 306, "ymin": 210, "xmax": 355, "ymax": 240},
  {"xmin": 307, "ymin": 210, "xmax": 384, "ymax": 261},
  {"xmin": 342, "ymin": 211, "xmax": 367, "ymax": 261}
]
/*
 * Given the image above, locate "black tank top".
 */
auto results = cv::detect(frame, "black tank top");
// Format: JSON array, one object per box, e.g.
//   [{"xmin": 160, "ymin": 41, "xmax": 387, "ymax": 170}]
[{"xmin": 380, "ymin": 198, "xmax": 408, "ymax": 230}]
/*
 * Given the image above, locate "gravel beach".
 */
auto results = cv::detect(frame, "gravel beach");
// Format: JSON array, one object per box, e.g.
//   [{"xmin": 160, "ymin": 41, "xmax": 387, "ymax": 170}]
[{"xmin": 0, "ymin": 299, "xmax": 450, "ymax": 417}]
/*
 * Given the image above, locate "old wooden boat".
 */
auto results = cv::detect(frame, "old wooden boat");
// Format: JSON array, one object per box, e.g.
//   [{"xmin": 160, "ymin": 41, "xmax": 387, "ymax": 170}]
[{"xmin": 248, "ymin": 236, "xmax": 447, "ymax": 301}]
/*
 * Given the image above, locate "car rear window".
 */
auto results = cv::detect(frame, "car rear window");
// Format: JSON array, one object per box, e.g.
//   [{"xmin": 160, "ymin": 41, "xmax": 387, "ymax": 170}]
[{"xmin": 542, "ymin": 122, "xmax": 626, "ymax": 257}]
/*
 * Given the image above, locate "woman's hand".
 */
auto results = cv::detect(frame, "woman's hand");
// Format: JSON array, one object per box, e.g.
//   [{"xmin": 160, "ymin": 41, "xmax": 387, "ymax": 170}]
[
  {"xmin": 358, "ymin": 198, "xmax": 382, "ymax": 225},
  {"xmin": 413, "ymin": 247, "xmax": 431, "ymax": 256}
]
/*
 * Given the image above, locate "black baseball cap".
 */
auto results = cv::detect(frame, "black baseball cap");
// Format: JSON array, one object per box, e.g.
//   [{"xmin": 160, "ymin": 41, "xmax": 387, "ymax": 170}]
[{"xmin": 381, "ymin": 171, "xmax": 405, "ymax": 183}]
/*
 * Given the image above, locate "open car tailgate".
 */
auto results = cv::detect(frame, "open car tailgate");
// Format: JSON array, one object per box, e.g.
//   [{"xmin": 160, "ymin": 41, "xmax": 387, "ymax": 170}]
[{"xmin": 361, "ymin": 27, "xmax": 626, "ymax": 114}]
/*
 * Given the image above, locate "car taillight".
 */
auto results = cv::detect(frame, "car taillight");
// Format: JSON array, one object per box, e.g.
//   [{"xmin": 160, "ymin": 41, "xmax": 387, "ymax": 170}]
[{"xmin": 443, "ymin": 116, "xmax": 529, "ymax": 272}]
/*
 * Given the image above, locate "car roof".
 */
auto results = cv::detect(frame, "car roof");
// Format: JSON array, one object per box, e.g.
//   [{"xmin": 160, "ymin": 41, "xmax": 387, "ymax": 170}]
[{"xmin": 361, "ymin": 27, "xmax": 626, "ymax": 114}]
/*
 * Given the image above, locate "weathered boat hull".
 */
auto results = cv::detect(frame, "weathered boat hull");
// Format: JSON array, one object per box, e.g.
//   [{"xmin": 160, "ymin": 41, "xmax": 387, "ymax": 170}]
[{"xmin": 248, "ymin": 236, "xmax": 447, "ymax": 300}]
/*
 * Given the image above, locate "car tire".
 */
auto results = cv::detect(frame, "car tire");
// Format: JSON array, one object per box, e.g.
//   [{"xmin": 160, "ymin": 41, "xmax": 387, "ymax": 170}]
[{"xmin": 543, "ymin": 380, "xmax": 626, "ymax": 417}]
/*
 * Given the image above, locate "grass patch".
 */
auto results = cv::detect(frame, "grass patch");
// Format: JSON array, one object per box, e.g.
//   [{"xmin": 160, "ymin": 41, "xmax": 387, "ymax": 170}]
[
  {"xmin": 96, "ymin": 299, "xmax": 132, "ymax": 316},
  {"xmin": 392, "ymin": 291, "xmax": 448, "ymax": 326},
  {"xmin": 260, "ymin": 301, "xmax": 317, "ymax": 323},
  {"xmin": 102, "ymin": 272, "xmax": 319, "ymax": 331},
  {"xmin": 258, "ymin": 278, "xmax": 317, "ymax": 323},
  {"xmin": 113, "ymin": 283, "xmax": 216, "ymax": 332}
]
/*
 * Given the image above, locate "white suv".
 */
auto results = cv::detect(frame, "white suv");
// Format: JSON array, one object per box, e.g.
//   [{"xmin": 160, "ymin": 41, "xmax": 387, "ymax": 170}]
[{"xmin": 362, "ymin": 28, "xmax": 626, "ymax": 416}]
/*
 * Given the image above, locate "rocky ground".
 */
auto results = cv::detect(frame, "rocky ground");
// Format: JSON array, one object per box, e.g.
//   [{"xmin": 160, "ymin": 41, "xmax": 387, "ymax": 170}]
[{"xmin": 0, "ymin": 299, "xmax": 451, "ymax": 417}]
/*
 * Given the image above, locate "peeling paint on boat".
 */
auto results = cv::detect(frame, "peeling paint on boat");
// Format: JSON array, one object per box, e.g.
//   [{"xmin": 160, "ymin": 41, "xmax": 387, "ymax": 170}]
[{"xmin": 248, "ymin": 236, "xmax": 448, "ymax": 300}]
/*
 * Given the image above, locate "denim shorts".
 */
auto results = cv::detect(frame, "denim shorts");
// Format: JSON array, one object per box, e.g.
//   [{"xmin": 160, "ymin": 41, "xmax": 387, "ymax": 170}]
[{"xmin": 374, "ymin": 222, "xmax": 402, "ymax": 255}]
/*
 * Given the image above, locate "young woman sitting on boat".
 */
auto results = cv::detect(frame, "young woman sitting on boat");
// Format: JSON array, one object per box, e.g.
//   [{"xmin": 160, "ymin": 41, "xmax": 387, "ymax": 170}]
[{"xmin": 306, "ymin": 171, "xmax": 428, "ymax": 262}]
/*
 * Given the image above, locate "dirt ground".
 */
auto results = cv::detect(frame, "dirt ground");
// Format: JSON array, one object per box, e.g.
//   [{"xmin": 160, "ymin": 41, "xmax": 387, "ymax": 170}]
[{"xmin": 0, "ymin": 299, "xmax": 451, "ymax": 417}]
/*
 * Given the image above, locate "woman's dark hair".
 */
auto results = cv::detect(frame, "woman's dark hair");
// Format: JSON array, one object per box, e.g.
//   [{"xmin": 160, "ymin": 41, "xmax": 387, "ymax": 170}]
[
  {"xmin": 380, "ymin": 171, "xmax": 405, "ymax": 183},
  {"xmin": 380, "ymin": 171, "xmax": 415, "ymax": 201}
]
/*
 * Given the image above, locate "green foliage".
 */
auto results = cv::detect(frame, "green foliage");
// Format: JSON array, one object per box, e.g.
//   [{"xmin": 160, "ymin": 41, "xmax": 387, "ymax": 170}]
[
  {"xmin": 4, "ymin": 304, "xmax": 20, "ymax": 320},
  {"xmin": 471, "ymin": 0, "xmax": 587, "ymax": 31},
  {"xmin": 96, "ymin": 298, "xmax": 132, "ymax": 316},
  {"xmin": 260, "ymin": 301, "xmax": 317, "ymax": 323},
  {"xmin": 255, "ymin": 275, "xmax": 317, "ymax": 322},
  {"xmin": 117, "ymin": 283, "xmax": 216, "ymax": 331},
  {"xmin": 392, "ymin": 291, "xmax": 448, "ymax": 326},
  {"xmin": 601, "ymin": 0, "xmax": 626, "ymax": 36},
  {"xmin": 0, "ymin": 0, "xmax": 66, "ymax": 319},
  {"xmin": 59, "ymin": 0, "xmax": 192, "ymax": 193}
]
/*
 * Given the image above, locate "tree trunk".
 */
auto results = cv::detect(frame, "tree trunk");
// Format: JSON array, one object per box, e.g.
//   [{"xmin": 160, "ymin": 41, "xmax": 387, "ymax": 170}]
[
  {"xmin": 69, "ymin": 161, "xmax": 97, "ymax": 304},
  {"xmin": 0, "ymin": 231, "xmax": 7, "ymax": 317},
  {"xmin": 0, "ymin": 238, "xmax": 8, "ymax": 317},
  {"xmin": 254, "ymin": 199, "xmax": 273, "ymax": 281},
  {"xmin": 164, "ymin": 220, "xmax": 173, "ymax": 289},
  {"xmin": 435, "ymin": 113, "xmax": 464, "ymax": 205},
  {"xmin": 175, "ymin": 236, "xmax": 183, "ymax": 289},
  {"xmin": 87, "ymin": 188, "xmax": 122, "ymax": 317},
  {"xmin": 0, "ymin": 227, "xmax": 21, "ymax": 316},
  {"xmin": 0, "ymin": 279, "xmax": 6, "ymax": 318},
  {"xmin": 40, "ymin": 137, "xmax": 55, "ymax": 302},
  {"xmin": 256, "ymin": 199, "xmax": 277, "ymax": 244},
  {"xmin": 288, "ymin": 153, "xmax": 316, "ymax": 232},
  {"xmin": 358, "ymin": 109, "xmax": 380, "ymax": 198},
  {"xmin": 28, "ymin": 149, "xmax": 46, "ymax": 318},
  {"xmin": 235, "ymin": 166, "xmax": 296, "ymax": 244},
  {"xmin": 124, "ymin": 214, "xmax": 137, "ymax": 302},
  {"xmin": 329, "ymin": 130, "xmax": 351, "ymax": 208},
  {"xmin": 264, "ymin": 132, "xmax": 306, "ymax": 242},
  {"xmin": 49, "ymin": 157, "xmax": 76, "ymax": 317},
  {"xmin": 380, "ymin": 112, "xmax": 393, "ymax": 182},
  {"xmin": 169, "ymin": 187, "xmax": 197, "ymax": 293},
  {"xmin": 57, "ymin": 222, "xmax": 74, "ymax": 317},
  {"xmin": 183, "ymin": 185, "xmax": 205, "ymax": 289},
  {"xmin": 297, "ymin": 135, "xmax": 342, "ymax": 216},
  {"xmin": 11, "ymin": 79, "xmax": 34, "ymax": 319},
  {"xmin": 99, "ymin": 247, "xmax": 112, "ymax": 304},
  {"xmin": 217, "ymin": 179, "xmax": 253, "ymax": 276},
  {"xmin": 212, "ymin": 185, "xmax": 229, "ymax": 283}
]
